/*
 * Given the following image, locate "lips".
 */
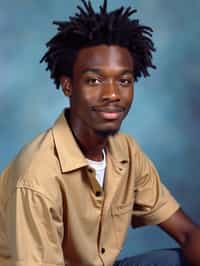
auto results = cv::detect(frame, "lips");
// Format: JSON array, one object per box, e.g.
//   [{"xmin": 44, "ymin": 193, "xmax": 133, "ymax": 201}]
[
  {"xmin": 98, "ymin": 111, "xmax": 123, "ymax": 120},
  {"xmin": 92, "ymin": 105, "xmax": 125, "ymax": 120}
]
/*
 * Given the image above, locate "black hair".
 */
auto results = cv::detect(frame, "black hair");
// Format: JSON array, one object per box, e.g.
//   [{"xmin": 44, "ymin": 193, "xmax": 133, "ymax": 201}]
[{"xmin": 40, "ymin": 0, "xmax": 156, "ymax": 89}]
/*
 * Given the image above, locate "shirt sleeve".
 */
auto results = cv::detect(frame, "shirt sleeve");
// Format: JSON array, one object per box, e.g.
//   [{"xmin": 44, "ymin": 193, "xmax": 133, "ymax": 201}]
[
  {"xmin": 130, "ymin": 139, "xmax": 180, "ymax": 227},
  {"xmin": 5, "ymin": 187, "xmax": 65, "ymax": 266}
]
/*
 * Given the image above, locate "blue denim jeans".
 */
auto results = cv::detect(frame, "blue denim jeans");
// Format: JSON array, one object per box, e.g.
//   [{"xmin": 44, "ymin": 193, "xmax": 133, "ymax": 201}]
[{"xmin": 114, "ymin": 248, "xmax": 188, "ymax": 266}]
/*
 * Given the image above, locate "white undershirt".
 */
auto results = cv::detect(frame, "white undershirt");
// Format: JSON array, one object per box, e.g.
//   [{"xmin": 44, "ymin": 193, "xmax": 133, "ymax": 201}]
[{"xmin": 87, "ymin": 150, "xmax": 106, "ymax": 188}]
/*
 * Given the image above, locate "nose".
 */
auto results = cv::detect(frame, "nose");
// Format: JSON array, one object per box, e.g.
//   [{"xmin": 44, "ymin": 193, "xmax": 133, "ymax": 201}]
[{"xmin": 101, "ymin": 81, "xmax": 120, "ymax": 102}]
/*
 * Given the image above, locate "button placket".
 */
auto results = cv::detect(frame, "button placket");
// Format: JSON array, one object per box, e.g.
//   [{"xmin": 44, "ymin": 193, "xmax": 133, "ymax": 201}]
[
  {"xmin": 87, "ymin": 166, "xmax": 102, "ymax": 196},
  {"xmin": 96, "ymin": 191, "xmax": 102, "ymax": 197}
]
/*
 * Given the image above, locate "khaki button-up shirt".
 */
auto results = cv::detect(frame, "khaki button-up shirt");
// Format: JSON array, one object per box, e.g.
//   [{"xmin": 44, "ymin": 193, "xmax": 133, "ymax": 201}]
[{"xmin": 0, "ymin": 111, "xmax": 179, "ymax": 266}]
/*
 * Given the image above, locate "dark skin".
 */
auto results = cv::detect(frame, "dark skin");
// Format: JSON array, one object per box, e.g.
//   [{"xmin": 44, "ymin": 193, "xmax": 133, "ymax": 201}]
[
  {"xmin": 60, "ymin": 44, "xmax": 200, "ymax": 265},
  {"xmin": 159, "ymin": 210, "xmax": 200, "ymax": 265},
  {"xmin": 61, "ymin": 45, "xmax": 134, "ymax": 161}
]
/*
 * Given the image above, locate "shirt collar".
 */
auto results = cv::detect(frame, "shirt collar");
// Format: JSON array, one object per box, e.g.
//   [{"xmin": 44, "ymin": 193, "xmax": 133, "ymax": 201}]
[
  {"xmin": 52, "ymin": 111, "xmax": 88, "ymax": 173},
  {"xmin": 52, "ymin": 110, "xmax": 129, "ymax": 173}
]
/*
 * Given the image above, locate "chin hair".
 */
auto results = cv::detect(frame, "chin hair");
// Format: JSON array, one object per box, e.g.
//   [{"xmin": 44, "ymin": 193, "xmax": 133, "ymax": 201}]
[{"xmin": 96, "ymin": 128, "xmax": 119, "ymax": 137}]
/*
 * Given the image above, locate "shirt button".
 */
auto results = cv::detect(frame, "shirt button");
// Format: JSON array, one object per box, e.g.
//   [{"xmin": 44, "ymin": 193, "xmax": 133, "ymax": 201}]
[
  {"xmin": 101, "ymin": 248, "xmax": 106, "ymax": 254},
  {"xmin": 95, "ymin": 191, "xmax": 101, "ymax": 197},
  {"xmin": 88, "ymin": 168, "xmax": 93, "ymax": 173}
]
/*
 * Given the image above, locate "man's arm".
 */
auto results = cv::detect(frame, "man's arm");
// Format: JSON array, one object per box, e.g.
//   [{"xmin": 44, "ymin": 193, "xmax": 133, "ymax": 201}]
[
  {"xmin": 5, "ymin": 187, "xmax": 65, "ymax": 266},
  {"xmin": 159, "ymin": 208, "xmax": 200, "ymax": 266}
]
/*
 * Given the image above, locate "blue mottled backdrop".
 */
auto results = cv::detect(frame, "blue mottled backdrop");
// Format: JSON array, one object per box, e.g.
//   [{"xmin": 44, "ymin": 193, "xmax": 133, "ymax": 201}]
[{"xmin": 1, "ymin": 0, "xmax": 200, "ymax": 259}]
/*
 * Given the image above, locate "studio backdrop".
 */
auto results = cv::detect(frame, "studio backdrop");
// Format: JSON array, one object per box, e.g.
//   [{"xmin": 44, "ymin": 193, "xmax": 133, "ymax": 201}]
[{"xmin": 1, "ymin": 0, "xmax": 200, "ymax": 258}]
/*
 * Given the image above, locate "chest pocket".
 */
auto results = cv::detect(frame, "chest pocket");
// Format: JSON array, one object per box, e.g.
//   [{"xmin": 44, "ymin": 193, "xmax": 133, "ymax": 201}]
[{"xmin": 111, "ymin": 201, "xmax": 133, "ymax": 249}]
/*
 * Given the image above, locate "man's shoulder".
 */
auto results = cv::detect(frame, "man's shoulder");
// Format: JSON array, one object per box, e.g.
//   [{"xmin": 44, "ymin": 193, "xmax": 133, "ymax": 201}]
[
  {"xmin": 0, "ymin": 128, "xmax": 61, "ymax": 204},
  {"xmin": 13, "ymin": 128, "xmax": 57, "ymax": 176}
]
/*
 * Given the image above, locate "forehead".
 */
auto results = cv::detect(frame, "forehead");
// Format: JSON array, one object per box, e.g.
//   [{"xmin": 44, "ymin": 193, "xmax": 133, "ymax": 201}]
[{"xmin": 73, "ymin": 45, "xmax": 134, "ymax": 73}]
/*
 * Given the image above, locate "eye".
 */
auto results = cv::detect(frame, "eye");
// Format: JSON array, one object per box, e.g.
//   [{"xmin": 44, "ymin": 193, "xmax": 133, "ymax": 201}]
[
  {"xmin": 86, "ymin": 78, "xmax": 101, "ymax": 86},
  {"xmin": 119, "ymin": 78, "xmax": 133, "ymax": 86}
]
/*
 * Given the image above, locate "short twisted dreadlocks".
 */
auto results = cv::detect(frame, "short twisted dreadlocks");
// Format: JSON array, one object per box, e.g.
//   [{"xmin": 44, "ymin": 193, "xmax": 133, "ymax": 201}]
[{"xmin": 40, "ymin": 0, "xmax": 156, "ymax": 89}]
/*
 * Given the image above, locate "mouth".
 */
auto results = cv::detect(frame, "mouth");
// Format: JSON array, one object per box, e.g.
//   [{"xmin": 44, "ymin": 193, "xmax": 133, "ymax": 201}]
[{"xmin": 92, "ymin": 106, "xmax": 125, "ymax": 120}]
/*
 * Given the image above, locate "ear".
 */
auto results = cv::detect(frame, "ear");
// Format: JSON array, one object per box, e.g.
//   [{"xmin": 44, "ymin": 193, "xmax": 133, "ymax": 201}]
[{"xmin": 60, "ymin": 76, "xmax": 72, "ymax": 97}]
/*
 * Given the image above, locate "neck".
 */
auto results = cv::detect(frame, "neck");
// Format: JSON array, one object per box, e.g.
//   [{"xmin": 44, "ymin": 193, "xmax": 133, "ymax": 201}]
[
  {"xmin": 74, "ymin": 131, "xmax": 107, "ymax": 161},
  {"xmin": 67, "ymin": 115, "xmax": 108, "ymax": 161},
  {"xmin": 80, "ymin": 144, "xmax": 105, "ymax": 161}
]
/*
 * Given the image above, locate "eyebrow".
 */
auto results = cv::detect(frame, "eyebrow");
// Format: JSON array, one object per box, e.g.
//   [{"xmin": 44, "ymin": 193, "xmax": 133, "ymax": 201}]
[{"xmin": 81, "ymin": 68, "xmax": 134, "ymax": 76}]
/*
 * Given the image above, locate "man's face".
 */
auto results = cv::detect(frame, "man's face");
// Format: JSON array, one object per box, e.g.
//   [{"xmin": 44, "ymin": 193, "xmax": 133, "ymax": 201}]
[{"xmin": 66, "ymin": 45, "xmax": 134, "ymax": 137}]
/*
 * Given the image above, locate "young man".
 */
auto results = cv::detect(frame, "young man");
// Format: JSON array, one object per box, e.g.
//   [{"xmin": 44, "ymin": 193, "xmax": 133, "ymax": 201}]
[{"xmin": 0, "ymin": 1, "xmax": 200, "ymax": 265}]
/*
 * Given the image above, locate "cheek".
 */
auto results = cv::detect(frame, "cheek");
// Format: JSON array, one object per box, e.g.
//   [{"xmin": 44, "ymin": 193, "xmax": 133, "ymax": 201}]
[
  {"xmin": 81, "ymin": 88, "xmax": 101, "ymax": 105},
  {"xmin": 70, "ymin": 90, "xmax": 98, "ymax": 111},
  {"xmin": 130, "ymin": 88, "xmax": 134, "ymax": 103},
  {"xmin": 122, "ymin": 88, "xmax": 134, "ymax": 104}
]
